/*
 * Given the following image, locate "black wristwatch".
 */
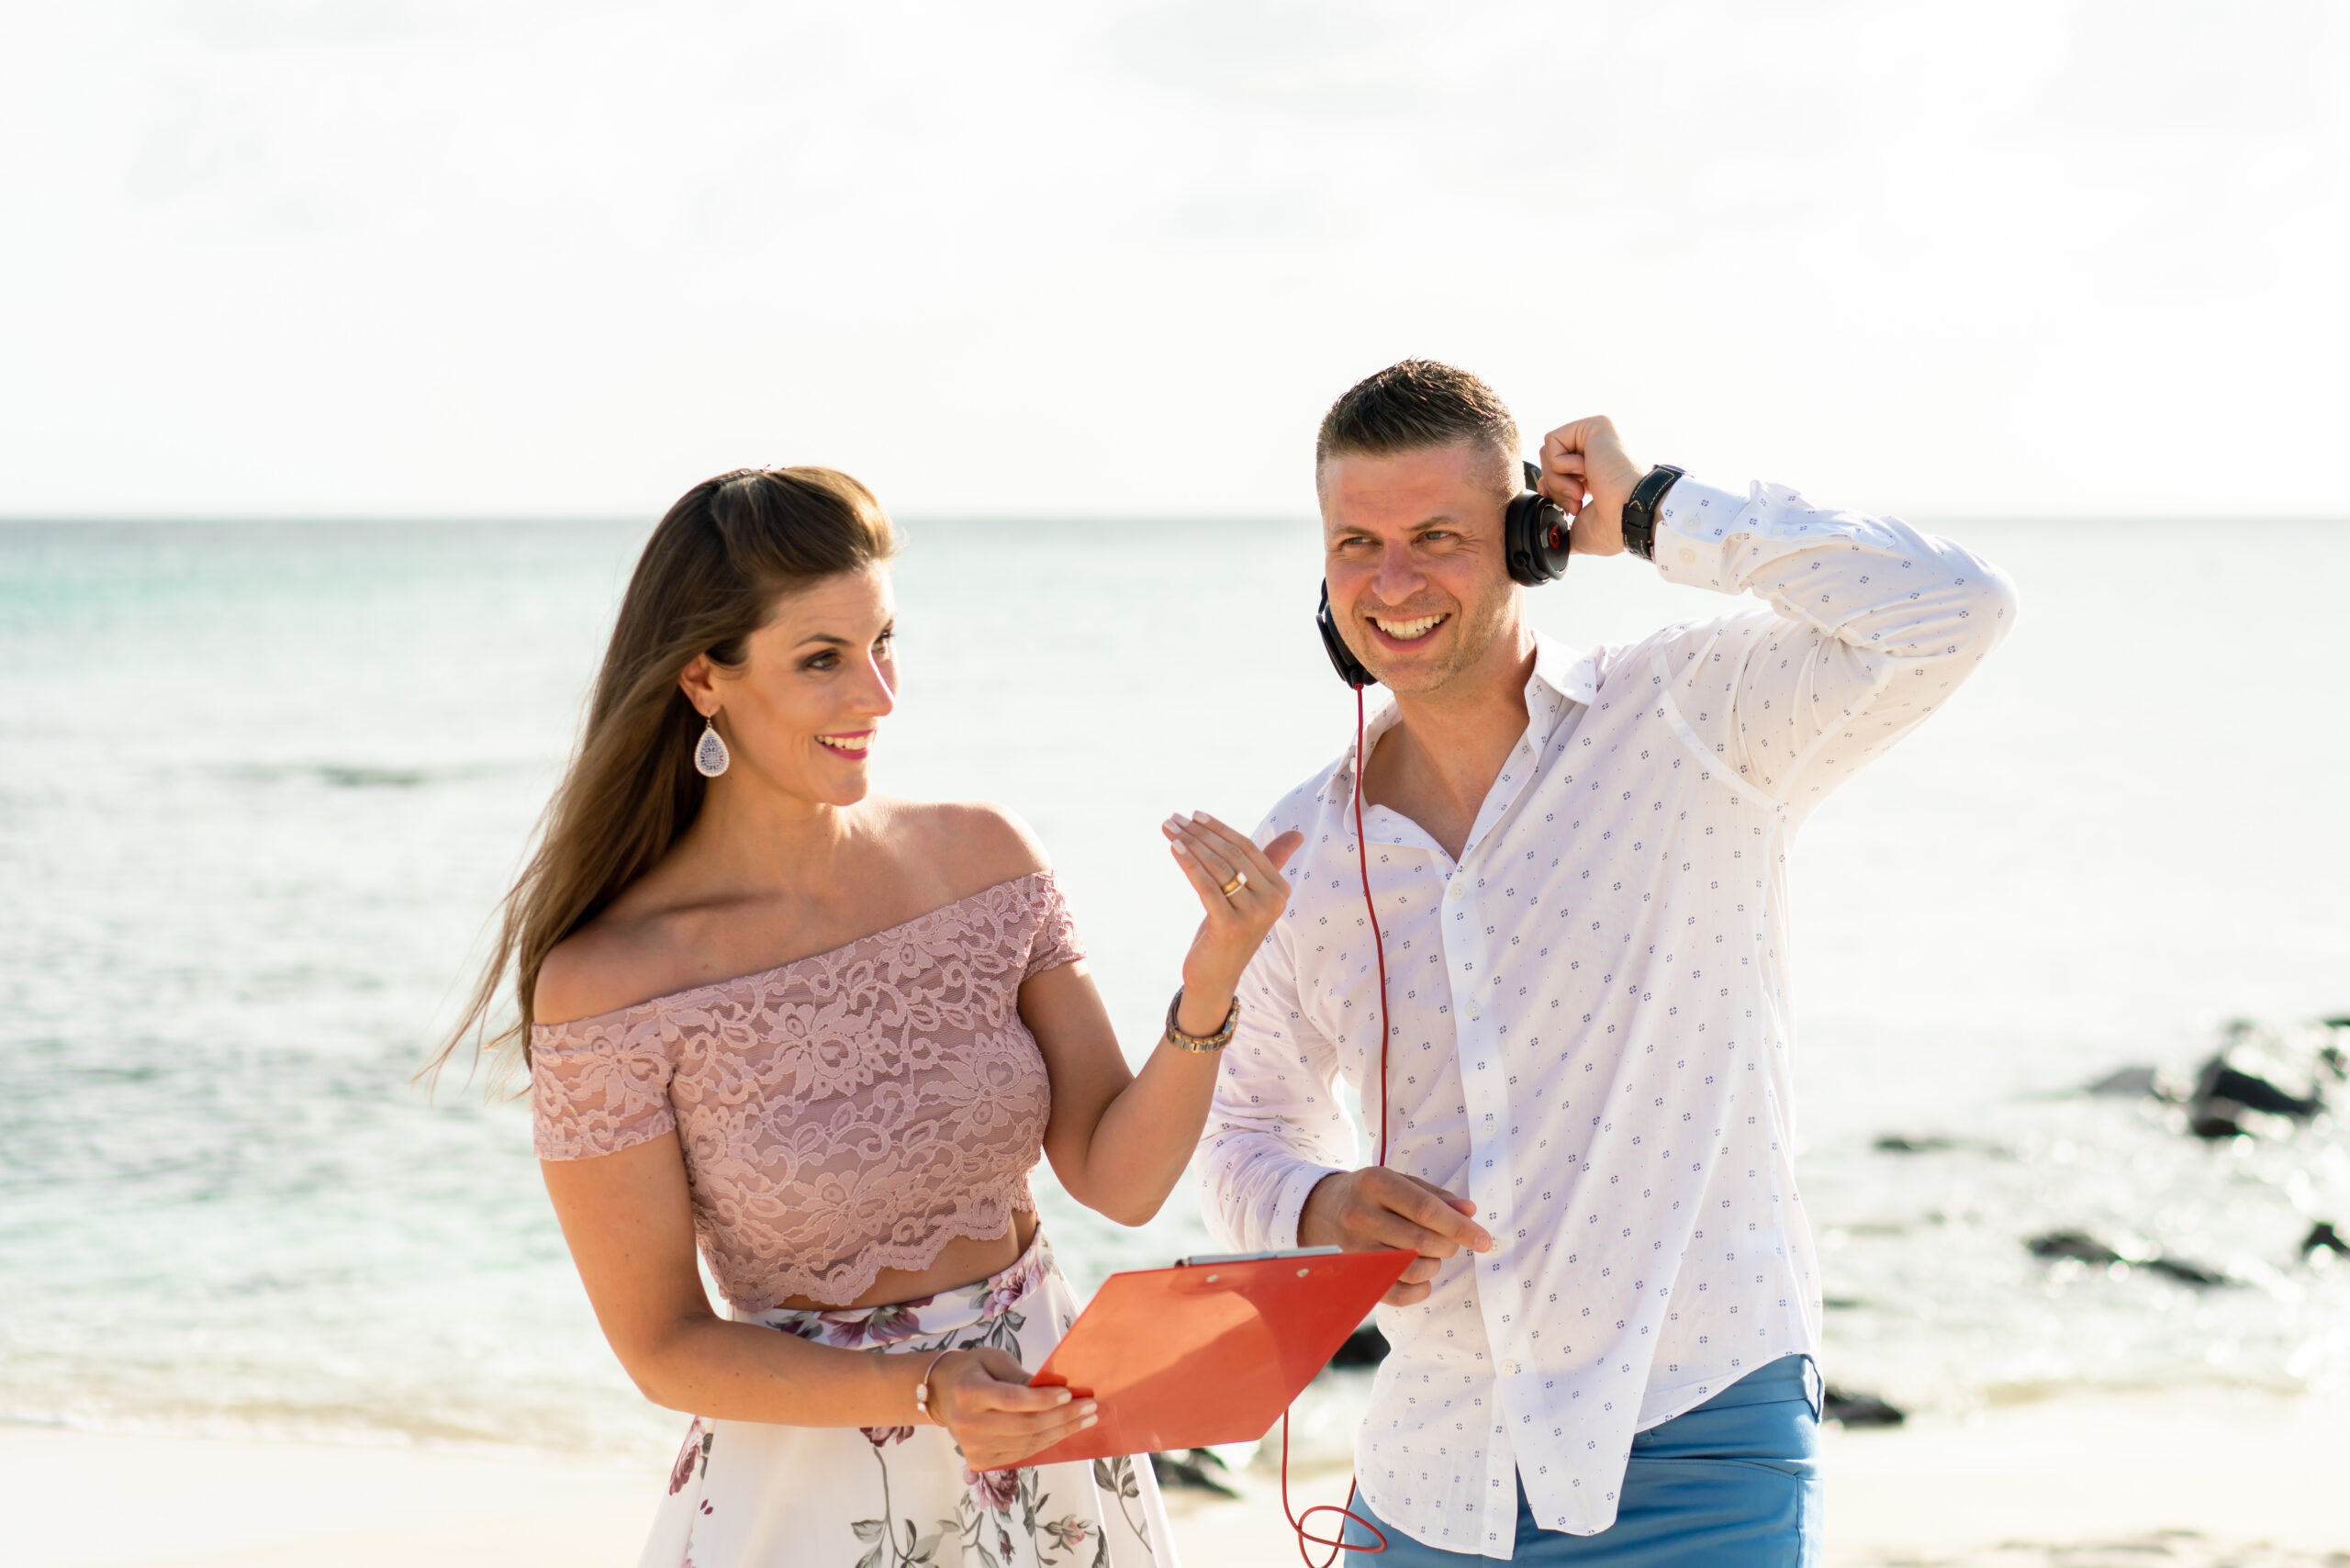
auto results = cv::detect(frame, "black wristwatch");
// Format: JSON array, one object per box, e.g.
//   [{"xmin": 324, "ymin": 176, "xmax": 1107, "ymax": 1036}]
[{"xmin": 1618, "ymin": 465, "xmax": 1686, "ymax": 562}]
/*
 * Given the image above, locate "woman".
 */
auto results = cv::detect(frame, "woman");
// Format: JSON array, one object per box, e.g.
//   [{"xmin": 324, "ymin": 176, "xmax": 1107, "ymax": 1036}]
[{"xmin": 439, "ymin": 467, "xmax": 1301, "ymax": 1568}]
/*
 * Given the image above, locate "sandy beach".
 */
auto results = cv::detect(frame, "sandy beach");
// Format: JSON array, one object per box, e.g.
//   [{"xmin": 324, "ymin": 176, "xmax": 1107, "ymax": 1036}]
[{"xmin": 12, "ymin": 1386, "xmax": 2345, "ymax": 1568}]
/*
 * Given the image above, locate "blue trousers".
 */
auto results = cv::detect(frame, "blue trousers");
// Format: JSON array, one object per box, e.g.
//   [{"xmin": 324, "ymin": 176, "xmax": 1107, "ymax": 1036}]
[{"xmin": 1341, "ymin": 1355, "xmax": 1821, "ymax": 1566}]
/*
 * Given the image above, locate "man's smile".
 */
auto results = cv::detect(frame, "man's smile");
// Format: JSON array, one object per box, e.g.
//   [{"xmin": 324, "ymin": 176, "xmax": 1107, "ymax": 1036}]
[{"xmin": 1368, "ymin": 612, "xmax": 1449, "ymax": 645}]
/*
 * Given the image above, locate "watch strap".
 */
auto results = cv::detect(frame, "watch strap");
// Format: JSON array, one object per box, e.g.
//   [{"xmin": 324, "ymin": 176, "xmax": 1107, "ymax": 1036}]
[{"xmin": 1619, "ymin": 465, "xmax": 1686, "ymax": 562}]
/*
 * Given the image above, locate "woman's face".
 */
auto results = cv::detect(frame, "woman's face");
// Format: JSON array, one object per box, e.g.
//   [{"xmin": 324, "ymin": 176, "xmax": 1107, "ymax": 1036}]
[{"xmin": 691, "ymin": 563, "xmax": 897, "ymax": 810}]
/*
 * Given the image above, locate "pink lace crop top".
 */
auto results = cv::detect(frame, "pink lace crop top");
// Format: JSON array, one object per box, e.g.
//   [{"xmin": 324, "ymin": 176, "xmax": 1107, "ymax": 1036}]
[{"xmin": 529, "ymin": 870, "xmax": 1082, "ymax": 1311}]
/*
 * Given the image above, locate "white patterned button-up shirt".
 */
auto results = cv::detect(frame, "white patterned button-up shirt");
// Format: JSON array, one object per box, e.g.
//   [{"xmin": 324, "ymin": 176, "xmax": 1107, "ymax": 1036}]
[{"xmin": 1197, "ymin": 477, "xmax": 2016, "ymax": 1554}]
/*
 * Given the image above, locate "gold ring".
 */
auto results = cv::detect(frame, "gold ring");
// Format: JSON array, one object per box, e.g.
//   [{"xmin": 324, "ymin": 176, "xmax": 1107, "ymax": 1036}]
[{"xmin": 1219, "ymin": 871, "xmax": 1248, "ymax": 897}]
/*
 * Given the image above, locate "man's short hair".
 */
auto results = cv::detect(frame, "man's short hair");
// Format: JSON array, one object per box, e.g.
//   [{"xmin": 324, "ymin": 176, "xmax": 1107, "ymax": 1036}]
[{"xmin": 1315, "ymin": 360, "xmax": 1520, "ymax": 498}]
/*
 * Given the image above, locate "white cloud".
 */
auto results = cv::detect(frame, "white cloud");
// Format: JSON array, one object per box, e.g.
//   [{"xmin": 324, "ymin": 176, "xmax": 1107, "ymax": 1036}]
[{"xmin": 2, "ymin": 0, "xmax": 2344, "ymax": 518}]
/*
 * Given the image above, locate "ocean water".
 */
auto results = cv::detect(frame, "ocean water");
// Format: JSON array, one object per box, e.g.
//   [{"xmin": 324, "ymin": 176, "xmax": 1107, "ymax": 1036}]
[{"xmin": 2, "ymin": 514, "xmax": 2345, "ymax": 1466}]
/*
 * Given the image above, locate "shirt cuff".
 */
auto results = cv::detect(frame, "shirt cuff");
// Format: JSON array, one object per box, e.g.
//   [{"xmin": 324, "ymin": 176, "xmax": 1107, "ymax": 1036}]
[
  {"xmin": 1265, "ymin": 1161, "xmax": 1347, "ymax": 1251},
  {"xmin": 1648, "ymin": 476, "xmax": 1753, "ymax": 592}
]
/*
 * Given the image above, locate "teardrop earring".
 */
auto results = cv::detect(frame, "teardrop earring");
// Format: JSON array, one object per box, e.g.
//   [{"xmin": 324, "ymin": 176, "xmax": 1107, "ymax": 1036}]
[{"xmin": 693, "ymin": 715, "xmax": 732, "ymax": 778}]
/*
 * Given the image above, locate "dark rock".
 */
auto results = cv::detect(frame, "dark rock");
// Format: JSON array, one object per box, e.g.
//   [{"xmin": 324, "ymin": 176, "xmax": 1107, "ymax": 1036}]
[
  {"xmin": 2304, "ymin": 1222, "xmax": 2349, "ymax": 1258},
  {"xmin": 1822, "ymin": 1296, "xmax": 1865, "ymax": 1311},
  {"xmin": 1821, "ymin": 1386, "xmax": 1905, "ymax": 1427},
  {"xmin": 2188, "ymin": 1112, "xmax": 2245, "ymax": 1140},
  {"xmin": 2027, "ymin": 1230, "xmax": 2121, "ymax": 1265},
  {"xmin": 1872, "ymin": 1135, "xmax": 1956, "ymax": 1154},
  {"xmin": 2026, "ymin": 1231, "xmax": 2227, "ymax": 1285},
  {"xmin": 2085, "ymin": 1066, "xmax": 2163, "ymax": 1098},
  {"xmin": 2192, "ymin": 1057, "xmax": 2322, "ymax": 1119},
  {"xmin": 1326, "ymin": 1323, "xmax": 1390, "ymax": 1368},
  {"xmin": 1150, "ymin": 1448, "xmax": 1238, "ymax": 1497},
  {"xmin": 2143, "ymin": 1257, "xmax": 2228, "ymax": 1288},
  {"xmin": 2318, "ymin": 1015, "xmax": 2350, "ymax": 1031}
]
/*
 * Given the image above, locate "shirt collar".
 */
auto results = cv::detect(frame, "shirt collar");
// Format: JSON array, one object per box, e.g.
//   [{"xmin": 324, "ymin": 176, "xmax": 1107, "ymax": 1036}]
[
  {"xmin": 1337, "ymin": 631, "xmax": 1595, "ymax": 809},
  {"xmin": 1534, "ymin": 632, "xmax": 1600, "ymax": 707}
]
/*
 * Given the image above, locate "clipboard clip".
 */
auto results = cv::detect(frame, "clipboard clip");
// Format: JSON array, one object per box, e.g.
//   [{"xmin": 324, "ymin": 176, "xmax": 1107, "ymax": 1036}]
[{"xmin": 1173, "ymin": 1246, "xmax": 1343, "ymax": 1267}]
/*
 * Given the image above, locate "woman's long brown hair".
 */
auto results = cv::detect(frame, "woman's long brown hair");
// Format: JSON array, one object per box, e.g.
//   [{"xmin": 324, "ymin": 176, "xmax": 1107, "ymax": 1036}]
[{"xmin": 428, "ymin": 466, "xmax": 898, "ymax": 1088}]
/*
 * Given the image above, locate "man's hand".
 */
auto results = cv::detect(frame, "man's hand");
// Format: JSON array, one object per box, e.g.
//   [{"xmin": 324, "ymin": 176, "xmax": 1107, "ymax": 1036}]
[
  {"xmin": 1537, "ymin": 416, "xmax": 1645, "ymax": 556},
  {"xmin": 1297, "ymin": 1168, "xmax": 1494, "ymax": 1306}
]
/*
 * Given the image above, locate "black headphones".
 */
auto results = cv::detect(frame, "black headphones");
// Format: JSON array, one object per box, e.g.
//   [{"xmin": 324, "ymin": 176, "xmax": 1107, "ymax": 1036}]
[{"xmin": 1315, "ymin": 458, "xmax": 1572, "ymax": 688}]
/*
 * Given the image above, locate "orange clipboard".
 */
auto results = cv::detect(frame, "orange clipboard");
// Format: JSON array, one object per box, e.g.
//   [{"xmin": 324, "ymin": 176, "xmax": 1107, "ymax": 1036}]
[{"xmin": 1003, "ymin": 1246, "xmax": 1413, "ymax": 1470}]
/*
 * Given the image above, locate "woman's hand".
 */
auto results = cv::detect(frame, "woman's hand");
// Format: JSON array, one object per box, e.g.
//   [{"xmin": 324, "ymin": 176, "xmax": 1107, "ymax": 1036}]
[
  {"xmin": 925, "ymin": 1348, "xmax": 1098, "ymax": 1471},
  {"xmin": 1159, "ymin": 813, "xmax": 1304, "ymax": 1028}
]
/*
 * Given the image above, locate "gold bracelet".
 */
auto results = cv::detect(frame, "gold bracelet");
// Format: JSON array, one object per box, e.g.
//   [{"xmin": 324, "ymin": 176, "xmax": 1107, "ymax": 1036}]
[{"xmin": 1165, "ymin": 989, "xmax": 1239, "ymax": 1052}]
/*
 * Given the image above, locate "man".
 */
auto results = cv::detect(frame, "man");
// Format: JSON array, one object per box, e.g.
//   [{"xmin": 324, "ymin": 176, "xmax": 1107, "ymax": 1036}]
[{"xmin": 1198, "ymin": 361, "xmax": 2014, "ymax": 1563}]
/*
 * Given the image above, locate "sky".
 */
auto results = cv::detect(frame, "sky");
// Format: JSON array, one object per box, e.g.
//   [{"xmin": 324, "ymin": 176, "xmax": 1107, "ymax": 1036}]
[{"xmin": 3, "ymin": 1, "xmax": 2344, "ymax": 521}]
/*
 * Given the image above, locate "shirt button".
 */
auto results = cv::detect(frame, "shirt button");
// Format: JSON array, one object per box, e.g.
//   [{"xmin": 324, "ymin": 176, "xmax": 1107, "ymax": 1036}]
[
  {"xmin": 1464, "ymin": 1000, "xmax": 1482, "ymax": 1021},
  {"xmin": 1447, "ymin": 881, "xmax": 1466, "ymax": 901},
  {"xmin": 1501, "ymin": 1359, "xmax": 1519, "ymax": 1375}
]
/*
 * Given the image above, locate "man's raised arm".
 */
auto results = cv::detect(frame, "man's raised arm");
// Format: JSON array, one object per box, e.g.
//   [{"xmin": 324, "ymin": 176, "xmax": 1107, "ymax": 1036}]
[{"xmin": 1541, "ymin": 416, "xmax": 2019, "ymax": 814}]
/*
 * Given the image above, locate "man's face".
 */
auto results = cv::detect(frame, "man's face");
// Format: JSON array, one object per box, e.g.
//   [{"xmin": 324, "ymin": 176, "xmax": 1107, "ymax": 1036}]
[{"xmin": 1320, "ymin": 440, "xmax": 1518, "ymax": 698}]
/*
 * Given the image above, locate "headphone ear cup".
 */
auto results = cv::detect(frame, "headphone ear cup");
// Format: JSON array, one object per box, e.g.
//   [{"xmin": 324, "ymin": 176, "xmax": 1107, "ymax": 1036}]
[
  {"xmin": 1505, "ymin": 493, "xmax": 1572, "ymax": 586},
  {"xmin": 1534, "ymin": 497, "xmax": 1572, "ymax": 580},
  {"xmin": 1316, "ymin": 581, "xmax": 1375, "ymax": 689}
]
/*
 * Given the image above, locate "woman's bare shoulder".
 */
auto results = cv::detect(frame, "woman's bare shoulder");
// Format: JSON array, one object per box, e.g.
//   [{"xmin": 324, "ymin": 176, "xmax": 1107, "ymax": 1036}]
[
  {"xmin": 533, "ymin": 803, "xmax": 1055, "ymax": 1025},
  {"xmin": 532, "ymin": 887, "xmax": 710, "ymax": 1028},
  {"xmin": 874, "ymin": 797, "xmax": 1051, "ymax": 897}
]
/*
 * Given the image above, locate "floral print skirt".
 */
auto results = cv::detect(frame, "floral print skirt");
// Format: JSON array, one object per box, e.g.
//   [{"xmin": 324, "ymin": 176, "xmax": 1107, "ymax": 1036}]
[{"xmin": 639, "ymin": 1230, "xmax": 1173, "ymax": 1568}]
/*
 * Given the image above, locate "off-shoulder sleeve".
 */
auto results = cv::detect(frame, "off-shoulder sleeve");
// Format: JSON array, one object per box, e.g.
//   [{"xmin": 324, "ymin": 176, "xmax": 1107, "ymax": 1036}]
[
  {"xmin": 1021, "ymin": 870, "xmax": 1088, "ymax": 980},
  {"xmin": 530, "ymin": 1015, "xmax": 678, "ymax": 1160}
]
